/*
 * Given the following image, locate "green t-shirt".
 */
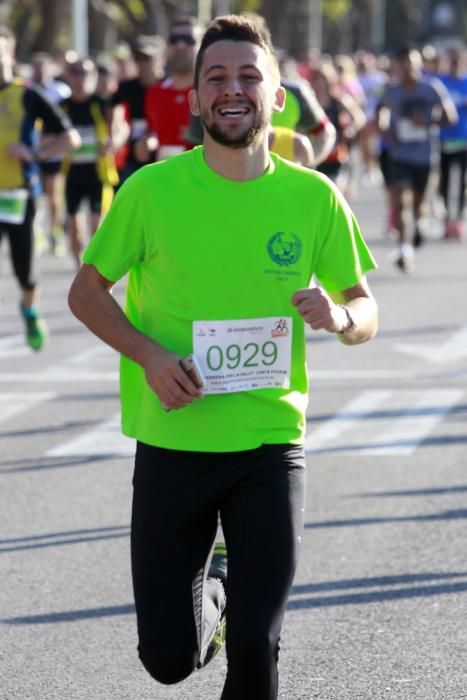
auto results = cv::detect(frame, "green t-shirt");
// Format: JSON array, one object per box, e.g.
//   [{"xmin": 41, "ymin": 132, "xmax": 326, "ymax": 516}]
[{"xmin": 83, "ymin": 146, "xmax": 376, "ymax": 452}]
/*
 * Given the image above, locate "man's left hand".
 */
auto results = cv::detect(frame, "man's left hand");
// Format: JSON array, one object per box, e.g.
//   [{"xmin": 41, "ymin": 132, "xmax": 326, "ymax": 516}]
[{"xmin": 292, "ymin": 287, "xmax": 347, "ymax": 333}]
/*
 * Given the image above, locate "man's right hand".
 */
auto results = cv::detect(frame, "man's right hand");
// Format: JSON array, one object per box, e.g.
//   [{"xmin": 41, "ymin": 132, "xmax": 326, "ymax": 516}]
[{"xmin": 143, "ymin": 345, "xmax": 204, "ymax": 410}]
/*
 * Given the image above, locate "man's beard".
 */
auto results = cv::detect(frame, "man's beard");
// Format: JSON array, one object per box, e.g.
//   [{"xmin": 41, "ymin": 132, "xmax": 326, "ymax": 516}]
[{"xmin": 200, "ymin": 104, "xmax": 269, "ymax": 149}]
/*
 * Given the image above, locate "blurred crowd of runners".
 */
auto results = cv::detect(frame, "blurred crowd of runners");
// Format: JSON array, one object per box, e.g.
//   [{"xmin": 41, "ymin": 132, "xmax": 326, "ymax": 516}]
[{"xmin": 1, "ymin": 13, "xmax": 466, "ymax": 349}]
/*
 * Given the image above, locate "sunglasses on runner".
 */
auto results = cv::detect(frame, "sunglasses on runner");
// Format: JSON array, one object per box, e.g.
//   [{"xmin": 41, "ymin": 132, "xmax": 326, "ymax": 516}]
[{"xmin": 168, "ymin": 34, "xmax": 196, "ymax": 46}]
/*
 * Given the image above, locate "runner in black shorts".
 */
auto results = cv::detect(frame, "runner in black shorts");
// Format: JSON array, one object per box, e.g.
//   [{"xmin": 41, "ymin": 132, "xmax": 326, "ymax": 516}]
[
  {"xmin": 0, "ymin": 27, "xmax": 78, "ymax": 350},
  {"xmin": 376, "ymin": 47, "xmax": 457, "ymax": 271},
  {"xmin": 61, "ymin": 58, "xmax": 117, "ymax": 267},
  {"xmin": 31, "ymin": 52, "xmax": 71, "ymax": 255}
]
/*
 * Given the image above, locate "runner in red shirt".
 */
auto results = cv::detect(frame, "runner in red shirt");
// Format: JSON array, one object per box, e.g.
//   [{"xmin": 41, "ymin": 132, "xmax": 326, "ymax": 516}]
[
  {"xmin": 144, "ymin": 17, "xmax": 203, "ymax": 160},
  {"xmin": 110, "ymin": 36, "xmax": 165, "ymax": 182}
]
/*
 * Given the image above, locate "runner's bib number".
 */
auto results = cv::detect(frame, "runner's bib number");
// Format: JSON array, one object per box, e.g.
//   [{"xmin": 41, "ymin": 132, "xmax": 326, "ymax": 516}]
[
  {"xmin": 397, "ymin": 118, "xmax": 429, "ymax": 143},
  {"xmin": 193, "ymin": 317, "xmax": 293, "ymax": 394},
  {"xmin": 72, "ymin": 126, "xmax": 98, "ymax": 163},
  {"xmin": 0, "ymin": 189, "xmax": 28, "ymax": 224}
]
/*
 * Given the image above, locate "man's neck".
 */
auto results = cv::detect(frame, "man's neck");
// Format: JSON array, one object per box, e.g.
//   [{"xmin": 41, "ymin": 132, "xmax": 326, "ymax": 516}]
[
  {"xmin": 170, "ymin": 72, "xmax": 193, "ymax": 90},
  {"xmin": 202, "ymin": 133, "xmax": 270, "ymax": 182},
  {"xmin": 139, "ymin": 72, "xmax": 158, "ymax": 88},
  {"xmin": 401, "ymin": 76, "xmax": 418, "ymax": 90},
  {"xmin": 71, "ymin": 90, "xmax": 90, "ymax": 103}
]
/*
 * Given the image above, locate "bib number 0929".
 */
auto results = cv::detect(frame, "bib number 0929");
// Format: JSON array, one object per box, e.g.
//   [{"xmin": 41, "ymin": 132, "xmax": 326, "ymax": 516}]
[{"xmin": 206, "ymin": 341, "xmax": 278, "ymax": 371}]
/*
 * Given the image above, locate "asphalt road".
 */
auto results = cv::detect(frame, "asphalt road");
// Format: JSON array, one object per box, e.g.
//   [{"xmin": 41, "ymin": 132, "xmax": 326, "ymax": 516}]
[{"xmin": 1, "ymin": 179, "xmax": 466, "ymax": 700}]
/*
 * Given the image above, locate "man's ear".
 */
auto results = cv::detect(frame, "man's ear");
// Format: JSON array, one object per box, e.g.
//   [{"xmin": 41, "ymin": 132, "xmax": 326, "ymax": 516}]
[
  {"xmin": 272, "ymin": 85, "xmax": 286, "ymax": 114},
  {"xmin": 189, "ymin": 89, "xmax": 200, "ymax": 116}
]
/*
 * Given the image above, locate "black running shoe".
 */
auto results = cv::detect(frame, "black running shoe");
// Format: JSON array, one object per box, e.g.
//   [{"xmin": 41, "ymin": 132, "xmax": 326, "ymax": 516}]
[{"xmin": 413, "ymin": 228, "xmax": 424, "ymax": 248}]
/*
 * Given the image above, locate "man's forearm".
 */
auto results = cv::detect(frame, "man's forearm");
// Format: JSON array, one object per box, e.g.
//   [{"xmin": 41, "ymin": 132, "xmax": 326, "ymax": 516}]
[
  {"xmin": 68, "ymin": 266, "xmax": 156, "ymax": 368},
  {"xmin": 38, "ymin": 129, "xmax": 81, "ymax": 160},
  {"xmin": 336, "ymin": 296, "xmax": 378, "ymax": 345},
  {"xmin": 311, "ymin": 122, "xmax": 337, "ymax": 166}
]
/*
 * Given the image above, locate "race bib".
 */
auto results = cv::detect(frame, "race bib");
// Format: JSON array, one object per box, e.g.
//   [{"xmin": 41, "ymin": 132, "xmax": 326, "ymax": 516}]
[
  {"xmin": 193, "ymin": 317, "xmax": 293, "ymax": 394},
  {"xmin": 397, "ymin": 118, "xmax": 429, "ymax": 143},
  {"xmin": 72, "ymin": 126, "xmax": 98, "ymax": 163},
  {"xmin": 0, "ymin": 188, "xmax": 28, "ymax": 224}
]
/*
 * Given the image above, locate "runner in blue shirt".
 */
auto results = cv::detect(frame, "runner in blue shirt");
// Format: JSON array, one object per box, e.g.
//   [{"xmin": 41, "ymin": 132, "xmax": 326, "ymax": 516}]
[{"xmin": 437, "ymin": 47, "xmax": 467, "ymax": 239}]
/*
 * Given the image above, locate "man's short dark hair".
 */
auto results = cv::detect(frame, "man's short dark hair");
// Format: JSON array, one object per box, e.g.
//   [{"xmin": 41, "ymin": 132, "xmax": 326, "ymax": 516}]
[
  {"xmin": 193, "ymin": 14, "xmax": 278, "ymax": 88},
  {"xmin": 393, "ymin": 45, "xmax": 418, "ymax": 61}
]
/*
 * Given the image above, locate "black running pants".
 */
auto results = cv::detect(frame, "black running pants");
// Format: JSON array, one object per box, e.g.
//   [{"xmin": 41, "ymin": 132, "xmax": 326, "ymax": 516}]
[
  {"xmin": 0, "ymin": 197, "xmax": 37, "ymax": 291},
  {"xmin": 131, "ymin": 441, "xmax": 306, "ymax": 700},
  {"xmin": 440, "ymin": 148, "xmax": 467, "ymax": 218}
]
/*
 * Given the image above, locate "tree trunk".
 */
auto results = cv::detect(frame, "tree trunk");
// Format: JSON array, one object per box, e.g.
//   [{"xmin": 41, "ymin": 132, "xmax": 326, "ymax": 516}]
[
  {"xmin": 89, "ymin": 1, "xmax": 118, "ymax": 54},
  {"xmin": 35, "ymin": 0, "xmax": 66, "ymax": 54}
]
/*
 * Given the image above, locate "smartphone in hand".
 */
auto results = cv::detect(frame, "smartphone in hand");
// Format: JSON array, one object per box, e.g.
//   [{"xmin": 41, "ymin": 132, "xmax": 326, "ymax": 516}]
[
  {"xmin": 179, "ymin": 354, "xmax": 205, "ymax": 389},
  {"xmin": 161, "ymin": 354, "xmax": 205, "ymax": 411}
]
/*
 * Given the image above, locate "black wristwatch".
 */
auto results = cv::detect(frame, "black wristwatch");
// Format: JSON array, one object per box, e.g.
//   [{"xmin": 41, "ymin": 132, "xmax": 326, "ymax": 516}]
[{"xmin": 337, "ymin": 305, "xmax": 356, "ymax": 334}]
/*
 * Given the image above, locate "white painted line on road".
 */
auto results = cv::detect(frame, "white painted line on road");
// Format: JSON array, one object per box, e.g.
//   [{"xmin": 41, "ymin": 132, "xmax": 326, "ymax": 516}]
[
  {"xmin": 0, "ymin": 371, "xmax": 118, "ymax": 382},
  {"xmin": 395, "ymin": 326, "xmax": 467, "ymax": 364},
  {"xmin": 0, "ymin": 392, "xmax": 57, "ymax": 424},
  {"xmin": 306, "ymin": 389, "xmax": 464, "ymax": 456},
  {"xmin": 356, "ymin": 389, "xmax": 465, "ymax": 456},
  {"xmin": 305, "ymin": 390, "xmax": 391, "ymax": 453},
  {"xmin": 310, "ymin": 369, "xmax": 467, "ymax": 380},
  {"xmin": 66, "ymin": 344, "xmax": 117, "ymax": 366},
  {"xmin": 46, "ymin": 413, "xmax": 134, "ymax": 457},
  {"xmin": 1, "ymin": 367, "xmax": 465, "ymax": 384},
  {"xmin": 0, "ymin": 334, "xmax": 30, "ymax": 359}
]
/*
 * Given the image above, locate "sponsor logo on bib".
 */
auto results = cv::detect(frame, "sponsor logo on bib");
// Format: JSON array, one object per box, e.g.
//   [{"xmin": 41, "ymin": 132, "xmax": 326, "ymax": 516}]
[
  {"xmin": 267, "ymin": 232, "xmax": 302, "ymax": 267},
  {"xmin": 271, "ymin": 318, "xmax": 290, "ymax": 338}
]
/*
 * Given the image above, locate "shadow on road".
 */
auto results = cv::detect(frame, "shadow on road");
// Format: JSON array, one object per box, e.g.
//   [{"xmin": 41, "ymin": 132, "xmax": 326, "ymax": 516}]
[
  {"xmin": 4, "ymin": 572, "xmax": 467, "ymax": 624},
  {"xmin": 0, "ymin": 524, "xmax": 129, "ymax": 553},
  {"xmin": 288, "ymin": 571, "xmax": 467, "ymax": 610},
  {"xmin": 305, "ymin": 508, "xmax": 467, "ymax": 529}
]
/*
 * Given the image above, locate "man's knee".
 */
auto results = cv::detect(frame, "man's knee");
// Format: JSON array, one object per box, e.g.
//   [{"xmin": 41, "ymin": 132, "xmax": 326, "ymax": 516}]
[
  {"xmin": 138, "ymin": 643, "xmax": 197, "ymax": 685},
  {"xmin": 228, "ymin": 630, "xmax": 279, "ymax": 670}
]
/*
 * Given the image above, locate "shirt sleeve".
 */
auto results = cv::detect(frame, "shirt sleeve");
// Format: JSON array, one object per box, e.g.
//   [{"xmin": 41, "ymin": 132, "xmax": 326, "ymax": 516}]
[
  {"xmin": 82, "ymin": 167, "xmax": 153, "ymax": 281},
  {"xmin": 314, "ymin": 180, "xmax": 377, "ymax": 292},
  {"xmin": 23, "ymin": 86, "xmax": 72, "ymax": 133},
  {"xmin": 429, "ymin": 76, "xmax": 458, "ymax": 120}
]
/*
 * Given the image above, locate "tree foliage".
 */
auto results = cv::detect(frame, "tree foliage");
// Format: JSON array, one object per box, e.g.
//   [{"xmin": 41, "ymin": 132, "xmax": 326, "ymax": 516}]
[{"xmin": 5, "ymin": 0, "xmax": 467, "ymax": 62}]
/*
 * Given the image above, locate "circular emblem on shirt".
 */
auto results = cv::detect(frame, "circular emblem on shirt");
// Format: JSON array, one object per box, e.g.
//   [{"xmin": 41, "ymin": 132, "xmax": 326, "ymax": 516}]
[{"xmin": 267, "ymin": 232, "xmax": 303, "ymax": 267}]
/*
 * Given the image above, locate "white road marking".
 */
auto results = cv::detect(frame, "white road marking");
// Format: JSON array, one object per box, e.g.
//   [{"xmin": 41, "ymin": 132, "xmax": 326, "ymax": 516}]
[
  {"xmin": 0, "ymin": 392, "xmax": 56, "ymax": 424},
  {"xmin": 395, "ymin": 326, "xmax": 467, "ymax": 364},
  {"xmin": 67, "ymin": 344, "xmax": 117, "ymax": 366},
  {"xmin": 309, "ymin": 368, "xmax": 467, "ymax": 380},
  {"xmin": 305, "ymin": 390, "xmax": 391, "ymax": 453},
  {"xmin": 0, "ymin": 334, "xmax": 30, "ymax": 359},
  {"xmin": 357, "ymin": 389, "xmax": 465, "ymax": 456},
  {"xmin": 306, "ymin": 389, "xmax": 464, "ymax": 456},
  {"xmin": 46, "ymin": 414, "xmax": 134, "ymax": 457},
  {"xmin": 0, "ymin": 371, "xmax": 118, "ymax": 382},
  {"xmin": 1, "ymin": 367, "xmax": 465, "ymax": 384}
]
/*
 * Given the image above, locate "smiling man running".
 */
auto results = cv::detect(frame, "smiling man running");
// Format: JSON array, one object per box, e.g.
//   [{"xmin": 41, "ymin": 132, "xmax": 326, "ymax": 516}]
[{"xmin": 68, "ymin": 15, "xmax": 378, "ymax": 700}]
